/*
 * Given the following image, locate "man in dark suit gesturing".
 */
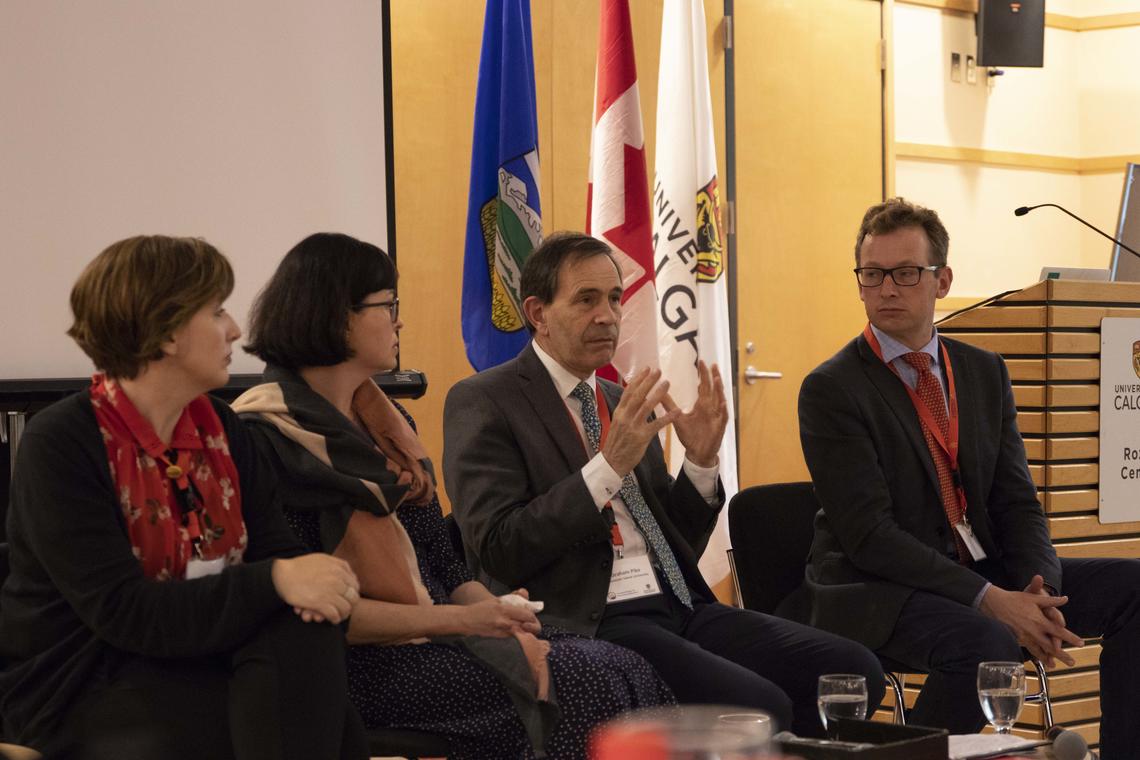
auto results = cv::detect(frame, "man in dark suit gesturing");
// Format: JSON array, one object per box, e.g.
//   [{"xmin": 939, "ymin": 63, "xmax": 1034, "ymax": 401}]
[
  {"xmin": 799, "ymin": 198, "xmax": 1140, "ymax": 756},
  {"xmin": 445, "ymin": 231, "xmax": 883, "ymax": 736}
]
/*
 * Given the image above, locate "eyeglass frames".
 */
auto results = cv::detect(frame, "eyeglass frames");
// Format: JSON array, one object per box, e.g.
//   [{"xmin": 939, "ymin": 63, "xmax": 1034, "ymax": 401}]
[
  {"xmin": 353, "ymin": 296, "xmax": 399, "ymax": 322},
  {"xmin": 853, "ymin": 265, "xmax": 941, "ymax": 287}
]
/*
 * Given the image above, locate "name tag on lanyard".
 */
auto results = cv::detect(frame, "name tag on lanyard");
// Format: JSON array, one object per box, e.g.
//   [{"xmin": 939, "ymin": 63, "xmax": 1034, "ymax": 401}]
[
  {"xmin": 607, "ymin": 554, "xmax": 662, "ymax": 603},
  {"xmin": 186, "ymin": 556, "xmax": 225, "ymax": 580},
  {"xmin": 955, "ymin": 522, "xmax": 988, "ymax": 561}
]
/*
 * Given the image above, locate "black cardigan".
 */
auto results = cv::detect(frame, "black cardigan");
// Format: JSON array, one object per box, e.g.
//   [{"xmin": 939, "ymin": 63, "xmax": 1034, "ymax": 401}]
[{"xmin": 0, "ymin": 392, "xmax": 304, "ymax": 749}]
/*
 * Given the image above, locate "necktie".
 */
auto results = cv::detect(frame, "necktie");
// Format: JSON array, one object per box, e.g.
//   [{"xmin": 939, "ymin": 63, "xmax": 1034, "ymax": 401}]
[
  {"xmin": 901, "ymin": 352, "xmax": 969, "ymax": 562},
  {"xmin": 571, "ymin": 381, "xmax": 693, "ymax": 608}
]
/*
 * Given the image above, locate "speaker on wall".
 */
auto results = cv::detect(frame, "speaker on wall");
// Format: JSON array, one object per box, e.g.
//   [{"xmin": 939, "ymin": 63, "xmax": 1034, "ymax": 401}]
[{"xmin": 977, "ymin": 0, "xmax": 1045, "ymax": 68}]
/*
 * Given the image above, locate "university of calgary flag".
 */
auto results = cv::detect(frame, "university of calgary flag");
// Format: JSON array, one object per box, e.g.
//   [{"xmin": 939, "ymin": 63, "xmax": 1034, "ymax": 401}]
[
  {"xmin": 587, "ymin": 0, "xmax": 658, "ymax": 380},
  {"xmin": 462, "ymin": 0, "xmax": 543, "ymax": 371},
  {"xmin": 653, "ymin": 0, "xmax": 738, "ymax": 584}
]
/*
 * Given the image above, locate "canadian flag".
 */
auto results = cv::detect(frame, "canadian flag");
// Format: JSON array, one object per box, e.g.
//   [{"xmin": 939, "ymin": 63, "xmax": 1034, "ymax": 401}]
[{"xmin": 586, "ymin": 0, "xmax": 657, "ymax": 380}]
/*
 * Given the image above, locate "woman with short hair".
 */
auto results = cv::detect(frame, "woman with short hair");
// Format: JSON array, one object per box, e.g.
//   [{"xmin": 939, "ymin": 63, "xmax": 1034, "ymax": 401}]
[
  {"xmin": 0, "ymin": 236, "xmax": 367, "ymax": 760},
  {"xmin": 236, "ymin": 232, "xmax": 672, "ymax": 760}
]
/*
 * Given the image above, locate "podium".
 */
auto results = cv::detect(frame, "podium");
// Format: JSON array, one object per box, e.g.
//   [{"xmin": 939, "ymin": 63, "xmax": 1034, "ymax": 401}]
[{"xmin": 895, "ymin": 280, "xmax": 1140, "ymax": 749}]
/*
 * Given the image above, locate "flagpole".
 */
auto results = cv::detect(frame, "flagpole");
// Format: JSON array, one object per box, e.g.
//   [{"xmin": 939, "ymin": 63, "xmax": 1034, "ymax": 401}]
[{"xmin": 723, "ymin": 0, "xmax": 740, "ymax": 474}]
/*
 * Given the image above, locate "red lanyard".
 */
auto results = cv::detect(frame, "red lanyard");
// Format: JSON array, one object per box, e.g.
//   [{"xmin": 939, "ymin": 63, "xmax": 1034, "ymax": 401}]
[
  {"xmin": 565, "ymin": 383, "xmax": 624, "ymax": 553},
  {"xmin": 864, "ymin": 324, "xmax": 968, "ymax": 508}
]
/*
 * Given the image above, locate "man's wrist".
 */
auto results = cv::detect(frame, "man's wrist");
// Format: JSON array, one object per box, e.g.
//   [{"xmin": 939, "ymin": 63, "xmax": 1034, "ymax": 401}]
[
  {"xmin": 684, "ymin": 452, "xmax": 719, "ymax": 469},
  {"xmin": 583, "ymin": 453, "xmax": 624, "ymax": 508}
]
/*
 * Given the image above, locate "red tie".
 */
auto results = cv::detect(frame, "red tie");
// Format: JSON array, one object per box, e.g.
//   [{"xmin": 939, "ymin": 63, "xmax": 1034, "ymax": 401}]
[{"xmin": 901, "ymin": 351, "xmax": 969, "ymax": 563}]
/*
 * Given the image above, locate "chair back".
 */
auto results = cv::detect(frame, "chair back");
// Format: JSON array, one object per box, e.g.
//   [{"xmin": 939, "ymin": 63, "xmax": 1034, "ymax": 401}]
[{"xmin": 727, "ymin": 482, "xmax": 819, "ymax": 614}]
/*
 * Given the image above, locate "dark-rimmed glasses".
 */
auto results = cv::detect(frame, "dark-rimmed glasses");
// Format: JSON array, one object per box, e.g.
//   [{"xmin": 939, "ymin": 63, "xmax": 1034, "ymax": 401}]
[
  {"xmin": 853, "ymin": 265, "xmax": 941, "ymax": 287},
  {"xmin": 353, "ymin": 297, "xmax": 399, "ymax": 322}
]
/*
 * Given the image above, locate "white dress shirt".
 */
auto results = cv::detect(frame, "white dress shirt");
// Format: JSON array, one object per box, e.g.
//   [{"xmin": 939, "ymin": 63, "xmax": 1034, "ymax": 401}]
[{"xmin": 531, "ymin": 342, "xmax": 719, "ymax": 570}]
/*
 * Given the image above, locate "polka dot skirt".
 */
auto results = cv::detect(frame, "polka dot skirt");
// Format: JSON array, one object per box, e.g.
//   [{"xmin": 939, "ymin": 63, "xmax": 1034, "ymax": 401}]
[{"xmin": 285, "ymin": 495, "xmax": 673, "ymax": 758}]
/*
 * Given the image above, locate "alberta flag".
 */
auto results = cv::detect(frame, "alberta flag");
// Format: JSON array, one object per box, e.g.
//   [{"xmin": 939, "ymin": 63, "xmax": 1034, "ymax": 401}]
[{"xmin": 462, "ymin": 0, "xmax": 543, "ymax": 371}]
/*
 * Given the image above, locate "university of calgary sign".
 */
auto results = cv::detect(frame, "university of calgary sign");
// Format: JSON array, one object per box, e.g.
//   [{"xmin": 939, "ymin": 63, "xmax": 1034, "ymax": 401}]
[{"xmin": 1099, "ymin": 319, "xmax": 1140, "ymax": 522}]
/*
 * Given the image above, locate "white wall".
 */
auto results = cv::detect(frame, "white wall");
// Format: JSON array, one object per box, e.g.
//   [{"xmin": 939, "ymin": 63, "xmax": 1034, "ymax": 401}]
[
  {"xmin": 1078, "ymin": 28, "xmax": 1140, "ymax": 157},
  {"xmin": 0, "ymin": 1, "xmax": 391, "ymax": 379},
  {"xmin": 1050, "ymin": 0, "xmax": 1140, "ymax": 15},
  {"xmin": 1076, "ymin": 16, "xmax": 1140, "ymax": 267},
  {"xmin": 893, "ymin": 2, "xmax": 1140, "ymax": 297},
  {"xmin": 894, "ymin": 7, "xmax": 1080, "ymax": 155}
]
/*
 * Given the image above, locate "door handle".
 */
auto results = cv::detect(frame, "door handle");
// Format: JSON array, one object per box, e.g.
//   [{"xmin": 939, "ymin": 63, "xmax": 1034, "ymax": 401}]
[{"xmin": 743, "ymin": 366, "xmax": 783, "ymax": 385}]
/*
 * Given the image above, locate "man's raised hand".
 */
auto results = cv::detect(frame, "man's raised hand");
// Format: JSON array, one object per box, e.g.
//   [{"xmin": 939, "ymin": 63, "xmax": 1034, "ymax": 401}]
[
  {"xmin": 601, "ymin": 368, "xmax": 678, "ymax": 476},
  {"xmin": 661, "ymin": 361, "xmax": 728, "ymax": 468}
]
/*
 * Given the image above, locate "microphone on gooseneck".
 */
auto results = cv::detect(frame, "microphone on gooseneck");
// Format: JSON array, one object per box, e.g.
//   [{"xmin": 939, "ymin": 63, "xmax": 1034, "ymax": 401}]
[
  {"xmin": 1015, "ymin": 203, "xmax": 1140, "ymax": 261},
  {"xmin": 1045, "ymin": 724, "xmax": 1097, "ymax": 760}
]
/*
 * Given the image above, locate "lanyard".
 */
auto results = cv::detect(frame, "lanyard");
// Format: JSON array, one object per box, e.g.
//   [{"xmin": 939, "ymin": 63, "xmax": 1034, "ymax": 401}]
[
  {"xmin": 160, "ymin": 450, "xmax": 206, "ymax": 558},
  {"xmin": 565, "ymin": 383, "xmax": 625, "ymax": 555},
  {"xmin": 863, "ymin": 324, "xmax": 969, "ymax": 515}
]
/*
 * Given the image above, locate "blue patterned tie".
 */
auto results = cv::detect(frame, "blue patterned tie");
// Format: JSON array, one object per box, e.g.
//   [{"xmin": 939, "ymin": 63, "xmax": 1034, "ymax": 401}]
[{"xmin": 571, "ymin": 381, "xmax": 693, "ymax": 609}]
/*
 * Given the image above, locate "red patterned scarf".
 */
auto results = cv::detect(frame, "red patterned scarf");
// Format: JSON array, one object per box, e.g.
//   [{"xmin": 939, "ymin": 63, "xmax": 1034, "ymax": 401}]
[{"xmin": 90, "ymin": 375, "xmax": 248, "ymax": 580}]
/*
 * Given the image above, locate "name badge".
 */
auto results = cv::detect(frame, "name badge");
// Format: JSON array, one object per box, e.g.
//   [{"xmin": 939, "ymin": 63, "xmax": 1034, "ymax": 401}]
[
  {"xmin": 607, "ymin": 554, "xmax": 662, "ymax": 603},
  {"xmin": 185, "ymin": 556, "xmax": 226, "ymax": 580},
  {"xmin": 954, "ymin": 522, "xmax": 988, "ymax": 561}
]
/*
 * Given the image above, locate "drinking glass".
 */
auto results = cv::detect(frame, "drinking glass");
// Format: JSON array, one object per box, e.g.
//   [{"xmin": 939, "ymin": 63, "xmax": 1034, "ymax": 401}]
[
  {"xmin": 977, "ymin": 661, "xmax": 1026, "ymax": 734},
  {"xmin": 817, "ymin": 674, "xmax": 868, "ymax": 738}
]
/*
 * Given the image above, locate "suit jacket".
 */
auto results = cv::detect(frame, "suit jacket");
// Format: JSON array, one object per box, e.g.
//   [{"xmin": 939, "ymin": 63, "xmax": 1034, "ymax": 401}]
[
  {"xmin": 797, "ymin": 333, "xmax": 1060, "ymax": 650},
  {"xmin": 442, "ymin": 343, "xmax": 724, "ymax": 636}
]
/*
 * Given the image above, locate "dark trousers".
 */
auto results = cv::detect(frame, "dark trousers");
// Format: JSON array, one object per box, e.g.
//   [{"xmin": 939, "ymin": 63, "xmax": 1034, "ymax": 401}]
[
  {"xmin": 877, "ymin": 557, "xmax": 1140, "ymax": 760},
  {"xmin": 59, "ymin": 610, "xmax": 368, "ymax": 760},
  {"xmin": 596, "ymin": 590, "xmax": 885, "ymax": 737}
]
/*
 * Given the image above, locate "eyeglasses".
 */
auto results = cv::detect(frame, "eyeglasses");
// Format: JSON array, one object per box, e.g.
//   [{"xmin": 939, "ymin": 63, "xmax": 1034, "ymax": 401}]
[
  {"xmin": 853, "ymin": 265, "xmax": 942, "ymax": 287},
  {"xmin": 353, "ymin": 297, "xmax": 399, "ymax": 322}
]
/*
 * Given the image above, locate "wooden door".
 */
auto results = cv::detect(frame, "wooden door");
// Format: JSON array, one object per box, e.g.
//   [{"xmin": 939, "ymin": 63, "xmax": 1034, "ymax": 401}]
[{"xmin": 733, "ymin": 0, "xmax": 885, "ymax": 486}]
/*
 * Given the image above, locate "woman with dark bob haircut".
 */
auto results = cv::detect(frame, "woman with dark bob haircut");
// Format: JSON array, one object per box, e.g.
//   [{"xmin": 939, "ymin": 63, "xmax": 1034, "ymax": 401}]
[
  {"xmin": 236, "ymin": 232, "xmax": 673, "ymax": 760},
  {"xmin": 0, "ymin": 236, "xmax": 367, "ymax": 760}
]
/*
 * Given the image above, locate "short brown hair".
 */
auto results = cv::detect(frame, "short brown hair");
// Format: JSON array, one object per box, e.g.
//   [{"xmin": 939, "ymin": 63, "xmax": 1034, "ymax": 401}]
[
  {"xmin": 855, "ymin": 197, "xmax": 949, "ymax": 267},
  {"xmin": 68, "ymin": 235, "xmax": 234, "ymax": 379},
  {"xmin": 519, "ymin": 232, "xmax": 618, "ymax": 334}
]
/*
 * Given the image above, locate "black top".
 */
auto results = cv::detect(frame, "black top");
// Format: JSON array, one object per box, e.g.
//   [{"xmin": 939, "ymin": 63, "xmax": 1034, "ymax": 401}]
[{"xmin": 0, "ymin": 392, "xmax": 304, "ymax": 747}]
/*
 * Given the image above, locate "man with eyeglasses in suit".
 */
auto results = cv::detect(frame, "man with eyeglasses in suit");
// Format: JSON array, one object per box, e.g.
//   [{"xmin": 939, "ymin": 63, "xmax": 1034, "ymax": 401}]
[{"xmin": 797, "ymin": 197, "xmax": 1140, "ymax": 757}]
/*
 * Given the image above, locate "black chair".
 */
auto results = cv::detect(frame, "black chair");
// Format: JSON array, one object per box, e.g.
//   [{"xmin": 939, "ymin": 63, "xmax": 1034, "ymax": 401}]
[
  {"xmin": 726, "ymin": 482, "xmax": 1054, "ymax": 728},
  {"xmin": 0, "ymin": 543, "xmax": 451, "ymax": 759}
]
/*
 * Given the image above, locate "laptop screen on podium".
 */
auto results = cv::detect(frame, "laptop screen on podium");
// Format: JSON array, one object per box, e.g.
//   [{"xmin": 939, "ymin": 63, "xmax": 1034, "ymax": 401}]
[{"xmin": 1110, "ymin": 163, "xmax": 1140, "ymax": 282}]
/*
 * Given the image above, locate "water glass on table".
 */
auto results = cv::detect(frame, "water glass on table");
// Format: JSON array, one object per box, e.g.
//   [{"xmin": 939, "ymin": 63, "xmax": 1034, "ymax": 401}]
[
  {"xmin": 817, "ymin": 674, "xmax": 868, "ymax": 739},
  {"xmin": 977, "ymin": 661, "xmax": 1026, "ymax": 734}
]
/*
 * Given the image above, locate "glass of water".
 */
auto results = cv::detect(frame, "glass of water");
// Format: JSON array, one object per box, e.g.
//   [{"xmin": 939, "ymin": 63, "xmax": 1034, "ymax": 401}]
[
  {"xmin": 977, "ymin": 661, "xmax": 1026, "ymax": 734},
  {"xmin": 817, "ymin": 674, "xmax": 868, "ymax": 738}
]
